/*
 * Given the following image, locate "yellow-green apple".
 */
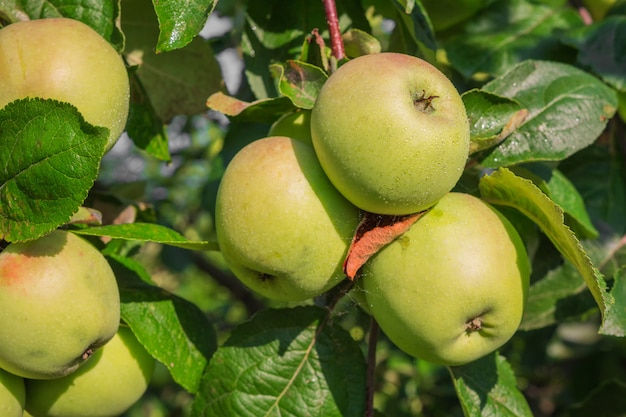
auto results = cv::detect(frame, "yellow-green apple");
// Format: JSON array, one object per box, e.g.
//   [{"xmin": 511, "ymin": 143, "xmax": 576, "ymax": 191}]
[
  {"xmin": 311, "ymin": 52, "xmax": 470, "ymax": 215},
  {"xmin": 0, "ymin": 230, "xmax": 120, "ymax": 379},
  {"xmin": 0, "ymin": 18, "xmax": 129, "ymax": 151},
  {"xmin": 0, "ymin": 368, "xmax": 24, "ymax": 417},
  {"xmin": 215, "ymin": 136, "xmax": 361, "ymax": 301},
  {"xmin": 268, "ymin": 110, "xmax": 313, "ymax": 144},
  {"xmin": 25, "ymin": 326, "xmax": 155, "ymax": 417},
  {"xmin": 361, "ymin": 192, "xmax": 530, "ymax": 366}
]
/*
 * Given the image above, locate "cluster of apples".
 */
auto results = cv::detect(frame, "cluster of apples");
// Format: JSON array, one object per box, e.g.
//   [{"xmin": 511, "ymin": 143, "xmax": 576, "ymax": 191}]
[
  {"xmin": 0, "ymin": 231, "xmax": 155, "ymax": 417},
  {"xmin": 216, "ymin": 52, "xmax": 530, "ymax": 366},
  {"xmin": 0, "ymin": 18, "xmax": 152, "ymax": 416}
]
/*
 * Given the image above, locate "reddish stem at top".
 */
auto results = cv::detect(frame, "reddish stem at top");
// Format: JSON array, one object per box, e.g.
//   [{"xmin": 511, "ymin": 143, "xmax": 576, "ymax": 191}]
[{"xmin": 323, "ymin": 0, "xmax": 345, "ymax": 61}]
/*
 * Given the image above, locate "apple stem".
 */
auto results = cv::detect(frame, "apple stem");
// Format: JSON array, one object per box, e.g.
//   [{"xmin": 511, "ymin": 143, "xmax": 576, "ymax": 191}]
[
  {"xmin": 365, "ymin": 317, "xmax": 379, "ymax": 417},
  {"xmin": 322, "ymin": 0, "xmax": 345, "ymax": 61}
]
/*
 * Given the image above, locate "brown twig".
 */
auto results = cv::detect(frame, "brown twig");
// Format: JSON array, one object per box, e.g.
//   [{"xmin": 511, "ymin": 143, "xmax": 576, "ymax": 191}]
[
  {"xmin": 365, "ymin": 317, "xmax": 380, "ymax": 417},
  {"xmin": 322, "ymin": 0, "xmax": 345, "ymax": 61}
]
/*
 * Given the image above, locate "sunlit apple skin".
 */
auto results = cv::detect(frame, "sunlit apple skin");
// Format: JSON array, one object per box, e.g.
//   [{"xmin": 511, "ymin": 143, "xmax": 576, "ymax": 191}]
[
  {"xmin": 25, "ymin": 326, "xmax": 155, "ymax": 417},
  {"xmin": 268, "ymin": 110, "xmax": 313, "ymax": 144},
  {"xmin": 0, "ymin": 230, "xmax": 120, "ymax": 379},
  {"xmin": 0, "ymin": 18, "xmax": 129, "ymax": 151},
  {"xmin": 311, "ymin": 52, "xmax": 470, "ymax": 215},
  {"xmin": 361, "ymin": 192, "xmax": 530, "ymax": 366},
  {"xmin": 0, "ymin": 368, "xmax": 24, "ymax": 417},
  {"xmin": 215, "ymin": 136, "xmax": 361, "ymax": 301}
]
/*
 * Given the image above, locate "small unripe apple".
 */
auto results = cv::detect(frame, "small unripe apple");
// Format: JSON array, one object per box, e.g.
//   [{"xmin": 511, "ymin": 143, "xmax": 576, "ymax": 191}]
[
  {"xmin": 421, "ymin": 0, "xmax": 488, "ymax": 31},
  {"xmin": 0, "ymin": 368, "xmax": 24, "ymax": 417},
  {"xmin": 215, "ymin": 136, "xmax": 361, "ymax": 301},
  {"xmin": 361, "ymin": 192, "xmax": 530, "ymax": 366},
  {"xmin": 0, "ymin": 18, "xmax": 130, "ymax": 151},
  {"xmin": 268, "ymin": 110, "xmax": 313, "ymax": 144},
  {"xmin": 311, "ymin": 52, "xmax": 470, "ymax": 215},
  {"xmin": 25, "ymin": 326, "xmax": 155, "ymax": 417},
  {"xmin": 0, "ymin": 230, "xmax": 120, "ymax": 379}
]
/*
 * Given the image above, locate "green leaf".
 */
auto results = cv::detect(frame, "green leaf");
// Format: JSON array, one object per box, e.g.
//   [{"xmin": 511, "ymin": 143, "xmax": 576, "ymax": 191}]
[
  {"xmin": 390, "ymin": 0, "xmax": 437, "ymax": 57},
  {"xmin": 270, "ymin": 60, "xmax": 328, "ymax": 109},
  {"xmin": 445, "ymin": 0, "xmax": 583, "ymax": 79},
  {"xmin": 109, "ymin": 255, "xmax": 217, "ymax": 394},
  {"xmin": 478, "ymin": 168, "xmax": 618, "ymax": 335},
  {"xmin": 342, "ymin": 28, "xmax": 382, "ymax": 58},
  {"xmin": 509, "ymin": 165, "xmax": 598, "ymax": 239},
  {"xmin": 191, "ymin": 306, "xmax": 367, "ymax": 417},
  {"xmin": 564, "ymin": 16, "xmax": 626, "ymax": 92},
  {"xmin": 479, "ymin": 60, "xmax": 617, "ymax": 167},
  {"xmin": 462, "ymin": 89, "xmax": 528, "ymax": 154},
  {"xmin": 126, "ymin": 68, "xmax": 171, "ymax": 162},
  {"xmin": 71, "ymin": 223, "xmax": 218, "ymax": 251},
  {"xmin": 450, "ymin": 353, "xmax": 533, "ymax": 417},
  {"xmin": 559, "ymin": 142, "xmax": 626, "ymax": 235},
  {"xmin": 242, "ymin": 0, "xmax": 370, "ymax": 99},
  {"xmin": 604, "ymin": 268, "xmax": 626, "ymax": 335},
  {"xmin": 520, "ymin": 261, "xmax": 595, "ymax": 331},
  {"xmin": 7, "ymin": 0, "xmax": 123, "ymax": 49},
  {"xmin": 152, "ymin": 0, "xmax": 216, "ymax": 52},
  {"xmin": 122, "ymin": 0, "xmax": 223, "ymax": 122},
  {"xmin": 0, "ymin": 98, "xmax": 107, "ymax": 242}
]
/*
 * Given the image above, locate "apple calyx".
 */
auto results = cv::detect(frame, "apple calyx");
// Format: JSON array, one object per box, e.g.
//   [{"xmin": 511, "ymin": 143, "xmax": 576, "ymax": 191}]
[
  {"xmin": 413, "ymin": 90, "xmax": 439, "ymax": 113},
  {"xmin": 465, "ymin": 317, "xmax": 483, "ymax": 333},
  {"xmin": 81, "ymin": 348, "xmax": 95, "ymax": 361}
]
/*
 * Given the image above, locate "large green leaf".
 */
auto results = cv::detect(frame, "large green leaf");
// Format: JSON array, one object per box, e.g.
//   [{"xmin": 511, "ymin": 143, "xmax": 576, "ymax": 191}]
[
  {"xmin": 191, "ymin": 306, "xmax": 367, "ymax": 417},
  {"xmin": 479, "ymin": 60, "xmax": 617, "ymax": 167},
  {"xmin": 121, "ymin": 0, "xmax": 223, "ymax": 122},
  {"xmin": 479, "ymin": 168, "xmax": 622, "ymax": 336},
  {"xmin": 450, "ymin": 353, "xmax": 532, "ymax": 417},
  {"xmin": 110, "ymin": 255, "xmax": 217, "ymax": 394},
  {"xmin": 445, "ymin": 0, "xmax": 583, "ymax": 79},
  {"xmin": 0, "ymin": 99, "xmax": 107, "ymax": 242}
]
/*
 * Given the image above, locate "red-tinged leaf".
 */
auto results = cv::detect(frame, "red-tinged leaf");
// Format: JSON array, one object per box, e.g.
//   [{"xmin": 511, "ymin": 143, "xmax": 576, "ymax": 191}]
[
  {"xmin": 343, "ymin": 211, "xmax": 425, "ymax": 280},
  {"xmin": 206, "ymin": 92, "xmax": 249, "ymax": 117}
]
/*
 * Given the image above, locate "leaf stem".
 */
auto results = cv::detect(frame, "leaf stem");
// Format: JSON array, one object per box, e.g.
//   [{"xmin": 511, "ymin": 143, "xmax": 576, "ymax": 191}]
[
  {"xmin": 322, "ymin": 0, "xmax": 345, "ymax": 61},
  {"xmin": 365, "ymin": 317, "xmax": 379, "ymax": 417}
]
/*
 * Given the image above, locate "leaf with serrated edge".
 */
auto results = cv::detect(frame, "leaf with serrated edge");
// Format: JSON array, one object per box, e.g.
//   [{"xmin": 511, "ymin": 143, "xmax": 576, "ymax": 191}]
[
  {"xmin": 72, "ymin": 223, "xmax": 218, "ymax": 251},
  {"xmin": 480, "ymin": 60, "xmax": 617, "ymax": 167},
  {"xmin": 0, "ymin": 98, "xmax": 107, "ymax": 242},
  {"xmin": 450, "ymin": 353, "xmax": 532, "ymax": 417},
  {"xmin": 479, "ymin": 168, "xmax": 618, "ymax": 335},
  {"xmin": 191, "ymin": 306, "xmax": 366, "ymax": 417},
  {"xmin": 270, "ymin": 60, "xmax": 328, "ymax": 110}
]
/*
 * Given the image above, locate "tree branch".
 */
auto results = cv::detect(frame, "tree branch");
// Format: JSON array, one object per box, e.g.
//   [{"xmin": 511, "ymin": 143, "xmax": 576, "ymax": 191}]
[{"xmin": 322, "ymin": 0, "xmax": 345, "ymax": 61}]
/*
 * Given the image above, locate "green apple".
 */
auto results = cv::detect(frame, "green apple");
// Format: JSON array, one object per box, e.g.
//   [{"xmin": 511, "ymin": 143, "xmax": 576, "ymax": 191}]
[
  {"xmin": 268, "ymin": 110, "xmax": 313, "ymax": 144},
  {"xmin": 0, "ymin": 230, "xmax": 120, "ymax": 379},
  {"xmin": 0, "ymin": 18, "xmax": 129, "ymax": 151},
  {"xmin": 0, "ymin": 368, "xmax": 24, "ymax": 417},
  {"xmin": 311, "ymin": 52, "xmax": 470, "ymax": 215},
  {"xmin": 421, "ymin": 0, "xmax": 488, "ymax": 31},
  {"xmin": 25, "ymin": 326, "xmax": 155, "ymax": 417},
  {"xmin": 361, "ymin": 192, "xmax": 530, "ymax": 366},
  {"xmin": 215, "ymin": 136, "xmax": 361, "ymax": 301}
]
